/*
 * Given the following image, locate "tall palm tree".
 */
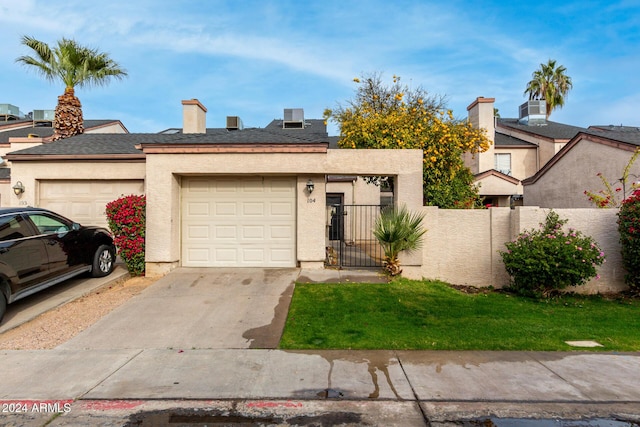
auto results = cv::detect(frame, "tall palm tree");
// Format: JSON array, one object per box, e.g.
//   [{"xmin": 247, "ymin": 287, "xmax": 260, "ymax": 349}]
[
  {"xmin": 16, "ymin": 36, "xmax": 127, "ymax": 140},
  {"xmin": 524, "ymin": 59, "xmax": 572, "ymax": 119}
]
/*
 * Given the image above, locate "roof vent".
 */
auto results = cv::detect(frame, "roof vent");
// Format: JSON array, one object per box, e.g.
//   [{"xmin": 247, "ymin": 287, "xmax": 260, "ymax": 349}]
[
  {"xmin": 518, "ymin": 100, "xmax": 546, "ymax": 125},
  {"xmin": 226, "ymin": 116, "xmax": 243, "ymax": 130},
  {"xmin": 283, "ymin": 108, "xmax": 304, "ymax": 129}
]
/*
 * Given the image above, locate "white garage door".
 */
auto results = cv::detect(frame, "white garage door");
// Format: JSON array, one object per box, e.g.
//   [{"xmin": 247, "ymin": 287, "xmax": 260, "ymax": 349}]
[
  {"xmin": 39, "ymin": 180, "xmax": 145, "ymax": 228},
  {"xmin": 182, "ymin": 176, "xmax": 296, "ymax": 267}
]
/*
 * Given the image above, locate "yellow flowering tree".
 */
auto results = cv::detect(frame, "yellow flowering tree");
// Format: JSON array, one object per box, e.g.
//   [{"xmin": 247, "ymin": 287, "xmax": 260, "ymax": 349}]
[{"xmin": 324, "ymin": 73, "xmax": 490, "ymax": 208}]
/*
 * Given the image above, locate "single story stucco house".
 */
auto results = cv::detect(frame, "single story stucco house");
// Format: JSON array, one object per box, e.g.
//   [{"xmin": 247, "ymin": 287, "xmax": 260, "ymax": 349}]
[{"xmin": 5, "ymin": 100, "xmax": 423, "ymax": 276}]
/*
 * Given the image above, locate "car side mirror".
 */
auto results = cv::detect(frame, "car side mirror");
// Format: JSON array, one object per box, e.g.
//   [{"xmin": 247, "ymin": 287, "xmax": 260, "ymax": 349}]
[{"xmin": 72, "ymin": 222, "xmax": 81, "ymax": 231}]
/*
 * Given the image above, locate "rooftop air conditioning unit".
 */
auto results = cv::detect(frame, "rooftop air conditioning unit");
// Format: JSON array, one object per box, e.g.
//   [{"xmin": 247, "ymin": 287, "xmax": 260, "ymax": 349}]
[
  {"xmin": 33, "ymin": 110, "xmax": 55, "ymax": 122},
  {"xmin": 283, "ymin": 108, "xmax": 304, "ymax": 128},
  {"xmin": 518, "ymin": 100, "xmax": 546, "ymax": 125},
  {"xmin": 226, "ymin": 116, "xmax": 243, "ymax": 130},
  {"xmin": 0, "ymin": 104, "xmax": 21, "ymax": 118}
]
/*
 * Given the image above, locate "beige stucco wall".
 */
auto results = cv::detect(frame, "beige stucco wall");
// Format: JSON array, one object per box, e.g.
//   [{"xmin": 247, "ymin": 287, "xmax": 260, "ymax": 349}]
[
  {"xmin": 525, "ymin": 139, "xmax": 640, "ymax": 208},
  {"xmin": 410, "ymin": 205, "xmax": 626, "ymax": 293},
  {"xmin": 145, "ymin": 149, "xmax": 423, "ymax": 276},
  {"xmin": 496, "ymin": 146, "xmax": 537, "ymax": 181},
  {"xmin": 8, "ymin": 160, "xmax": 146, "ymax": 208},
  {"xmin": 476, "ymin": 174, "xmax": 519, "ymax": 196}
]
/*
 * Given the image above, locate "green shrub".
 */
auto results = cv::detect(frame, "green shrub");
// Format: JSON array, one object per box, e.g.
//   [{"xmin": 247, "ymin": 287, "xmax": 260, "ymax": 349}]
[
  {"xmin": 617, "ymin": 189, "xmax": 640, "ymax": 291},
  {"xmin": 105, "ymin": 194, "xmax": 146, "ymax": 276},
  {"xmin": 500, "ymin": 210, "xmax": 605, "ymax": 297}
]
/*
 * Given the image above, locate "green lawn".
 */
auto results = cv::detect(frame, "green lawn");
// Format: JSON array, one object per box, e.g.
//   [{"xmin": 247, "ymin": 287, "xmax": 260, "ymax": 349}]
[{"xmin": 279, "ymin": 278, "xmax": 640, "ymax": 351}]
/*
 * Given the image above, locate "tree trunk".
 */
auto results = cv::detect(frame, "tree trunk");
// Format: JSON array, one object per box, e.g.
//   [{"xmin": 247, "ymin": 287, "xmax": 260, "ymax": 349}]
[{"xmin": 53, "ymin": 87, "xmax": 84, "ymax": 141}]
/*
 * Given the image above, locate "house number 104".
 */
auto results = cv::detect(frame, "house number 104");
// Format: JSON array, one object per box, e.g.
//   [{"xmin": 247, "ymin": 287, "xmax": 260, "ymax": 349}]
[{"xmin": 307, "ymin": 198, "xmax": 316, "ymax": 203}]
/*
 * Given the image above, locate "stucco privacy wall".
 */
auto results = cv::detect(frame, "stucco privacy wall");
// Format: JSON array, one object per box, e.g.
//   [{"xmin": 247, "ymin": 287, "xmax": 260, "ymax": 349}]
[
  {"xmin": 407, "ymin": 206, "xmax": 626, "ymax": 293},
  {"xmin": 144, "ymin": 149, "xmax": 423, "ymax": 276}
]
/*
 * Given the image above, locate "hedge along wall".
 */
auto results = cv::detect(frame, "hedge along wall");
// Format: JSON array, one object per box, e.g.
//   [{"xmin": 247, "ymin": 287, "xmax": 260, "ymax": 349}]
[{"xmin": 403, "ymin": 206, "xmax": 625, "ymax": 294}]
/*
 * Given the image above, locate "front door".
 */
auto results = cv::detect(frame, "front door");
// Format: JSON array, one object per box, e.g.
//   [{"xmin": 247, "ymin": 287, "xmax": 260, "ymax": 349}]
[{"xmin": 326, "ymin": 193, "xmax": 344, "ymax": 241}]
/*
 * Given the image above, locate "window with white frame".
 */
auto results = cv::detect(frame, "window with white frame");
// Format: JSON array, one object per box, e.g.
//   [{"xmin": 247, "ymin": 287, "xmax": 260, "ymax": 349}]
[{"xmin": 495, "ymin": 153, "xmax": 511, "ymax": 176}]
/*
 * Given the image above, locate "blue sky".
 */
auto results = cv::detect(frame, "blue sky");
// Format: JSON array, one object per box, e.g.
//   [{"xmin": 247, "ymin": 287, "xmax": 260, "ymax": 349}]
[{"xmin": 1, "ymin": 0, "xmax": 639, "ymax": 135}]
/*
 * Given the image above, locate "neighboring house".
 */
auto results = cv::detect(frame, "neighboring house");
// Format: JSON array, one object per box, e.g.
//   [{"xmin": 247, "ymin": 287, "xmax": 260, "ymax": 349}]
[
  {"xmin": 523, "ymin": 127, "xmax": 640, "ymax": 208},
  {"xmin": 0, "ymin": 107, "xmax": 128, "ymax": 208},
  {"xmin": 465, "ymin": 97, "xmax": 585, "ymax": 207},
  {"xmin": 7, "ymin": 99, "xmax": 423, "ymax": 274}
]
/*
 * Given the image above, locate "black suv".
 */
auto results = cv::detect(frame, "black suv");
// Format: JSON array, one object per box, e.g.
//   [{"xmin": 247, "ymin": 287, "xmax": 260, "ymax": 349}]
[{"xmin": 0, "ymin": 207, "xmax": 116, "ymax": 322}]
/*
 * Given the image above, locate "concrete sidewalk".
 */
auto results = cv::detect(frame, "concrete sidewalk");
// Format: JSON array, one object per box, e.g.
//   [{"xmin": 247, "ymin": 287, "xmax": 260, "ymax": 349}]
[{"xmin": 0, "ymin": 349, "xmax": 639, "ymax": 425}]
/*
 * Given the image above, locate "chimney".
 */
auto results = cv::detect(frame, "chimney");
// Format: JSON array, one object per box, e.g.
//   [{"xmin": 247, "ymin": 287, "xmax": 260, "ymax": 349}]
[
  {"xmin": 466, "ymin": 97, "xmax": 495, "ymax": 174},
  {"xmin": 182, "ymin": 99, "xmax": 207, "ymax": 134}
]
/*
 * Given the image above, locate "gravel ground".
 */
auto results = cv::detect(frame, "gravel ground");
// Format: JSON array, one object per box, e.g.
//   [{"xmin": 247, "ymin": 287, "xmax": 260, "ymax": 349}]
[{"xmin": 0, "ymin": 276, "xmax": 156, "ymax": 350}]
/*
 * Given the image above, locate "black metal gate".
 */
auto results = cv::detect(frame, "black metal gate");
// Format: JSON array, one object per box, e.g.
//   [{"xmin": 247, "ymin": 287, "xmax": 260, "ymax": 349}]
[{"xmin": 326, "ymin": 204, "xmax": 384, "ymax": 268}]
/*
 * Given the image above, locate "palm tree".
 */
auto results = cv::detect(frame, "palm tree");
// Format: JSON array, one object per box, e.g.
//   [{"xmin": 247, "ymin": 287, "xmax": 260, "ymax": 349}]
[
  {"xmin": 16, "ymin": 36, "xmax": 127, "ymax": 140},
  {"xmin": 524, "ymin": 59, "xmax": 572, "ymax": 119},
  {"xmin": 373, "ymin": 205, "xmax": 426, "ymax": 276}
]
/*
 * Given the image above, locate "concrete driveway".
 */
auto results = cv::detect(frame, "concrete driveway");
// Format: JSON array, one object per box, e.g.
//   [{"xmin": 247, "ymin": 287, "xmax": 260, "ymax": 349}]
[{"xmin": 59, "ymin": 268, "xmax": 298, "ymax": 350}]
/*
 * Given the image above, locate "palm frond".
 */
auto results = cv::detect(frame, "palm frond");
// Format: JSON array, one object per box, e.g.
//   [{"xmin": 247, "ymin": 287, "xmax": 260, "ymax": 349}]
[{"xmin": 373, "ymin": 204, "xmax": 427, "ymax": 259}]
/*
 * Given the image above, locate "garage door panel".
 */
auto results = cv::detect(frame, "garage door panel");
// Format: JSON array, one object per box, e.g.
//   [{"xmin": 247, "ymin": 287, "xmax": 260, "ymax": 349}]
[
  {"xmin": 214, "ymin": 225, "xmax": 237, "ymax": 240},
  {"xmin": 242, "ymin": 225, "xmax": 265, "ymax": 240},
  {"xmin": 214, "ymin": 202, "xmax": 236, "ymax": 216},
  {"xmin": 214, "ymin": 248, "xmax": 239, "ymax": 264},
  {"xmin": 40, "ymin": 180, "xmax": 144, "ymax": 228},
  {"xmin": 271, "ymin": 202, "xmax": 294, "ymax": 216},
  {"xmin": 270, "ymin": 225, "xmax": 294, "ymax": 240},
  {"xmin": 243, "ymin": 202, "xmax": 265, "ymax": 216},
  {"xmin": 186, "ymin": 225, "xmax": 210, "ymax": 240},
  {"xmin": 187, "ymin": 202, "xmax": 210, "ymax": 216},
  {"xmin": 270, "ymin": 180, "xmax": 295, "ymax": 193},
  {"xmin": 182, "ymin": 176, "xmax": 296, "ymax": 267},
  {"xmin": 271, "ymin": 249, "xmax": 295, "ymax": 263},
  {"xmin": 242, "ymin": 249, "xmax": 265, "ymax": 262}
]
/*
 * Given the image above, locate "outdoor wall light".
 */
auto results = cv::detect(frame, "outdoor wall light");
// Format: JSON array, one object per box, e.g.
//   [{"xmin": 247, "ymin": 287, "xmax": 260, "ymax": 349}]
[
  {"xmin": 12, "ymin": 181, "xmax": 25, "ymax": 196},
  {"xmin": 306, "ymin": 179, "xmax": 315, "ymax": 194}
]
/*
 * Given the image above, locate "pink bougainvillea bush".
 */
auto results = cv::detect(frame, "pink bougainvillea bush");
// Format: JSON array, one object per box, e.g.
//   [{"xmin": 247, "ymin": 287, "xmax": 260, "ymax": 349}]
[
  {"xmin": 105, "ymin": 194, "xmax": 146, "ymax": 276},
  {"xmin": 618, "ymin": 189, "xmax": 640, "ymax": 291},
  {"xmin": 500, "ymin": 210, "xmax": 605, "ymax": 297}
]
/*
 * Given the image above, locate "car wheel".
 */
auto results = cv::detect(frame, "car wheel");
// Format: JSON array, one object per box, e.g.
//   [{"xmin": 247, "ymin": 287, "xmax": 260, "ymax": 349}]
[
  {"xmin": 0, "ymin": 292, "xmax": 6, "ymax": 324},
  {"xmin": 92, "ymin": 245, "xmax": 115, "ymax": 277}
]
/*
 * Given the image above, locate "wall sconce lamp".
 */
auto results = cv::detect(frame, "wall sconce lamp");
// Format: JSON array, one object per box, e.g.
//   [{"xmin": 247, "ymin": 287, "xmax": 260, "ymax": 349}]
[
  {"xmin": 306, "ymin": 179, "xmax": 315, "ymax": 194},
  {"xmin": 12, "ymin": 181, "xmax": 25, "ymax": 196}
]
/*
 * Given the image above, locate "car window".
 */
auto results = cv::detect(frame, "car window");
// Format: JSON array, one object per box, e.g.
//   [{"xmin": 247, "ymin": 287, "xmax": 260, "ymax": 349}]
[
  {"xmin": 0, "ymin": 215, "xmax": 30, "ymax": 241},
  {"xmin": 27, "ymin": 213, "xmax": 70, "ymax": 235}
]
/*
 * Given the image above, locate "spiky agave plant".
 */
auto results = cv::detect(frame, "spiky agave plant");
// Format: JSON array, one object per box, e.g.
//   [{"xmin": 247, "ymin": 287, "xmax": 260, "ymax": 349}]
[{"xmin": 373, "ymin": 205, "xmax": 426, "ymax": 276}]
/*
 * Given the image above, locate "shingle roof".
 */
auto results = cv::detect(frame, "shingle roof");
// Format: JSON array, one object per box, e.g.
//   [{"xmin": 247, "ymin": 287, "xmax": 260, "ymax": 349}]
[
  {"xmin": 8, "ymin": 133, "xmax": 143, "ymax": 155},
  {"xmin": 8, "ymin": 120, "xmax": 331, "ymax": 156},
  {"xmin": 153, "ymin": 128, "xmax": 329, "ymax": 145},
  {"xmin": 497, "ymin": 118, "xmax": 585, "ymax": 140},
  {"xmin": 494, "ymin": 133, "xmax": 536, "ymax": 147},
  {"xmin": 589, "ymin": 125, "xmax": 640, "ymax": 133},
  {"xmin": 0, "ymin": 120, "xmax": 122, "ymax": 143},
  {"xmin": 583, "ymin": 128, "xmax": 640, "ymax": 146}
]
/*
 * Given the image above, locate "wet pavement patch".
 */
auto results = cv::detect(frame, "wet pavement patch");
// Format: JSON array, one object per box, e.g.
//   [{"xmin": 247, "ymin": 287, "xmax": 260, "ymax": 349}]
[{"xmin": 124, "ymin": 407, "xmax": 363, "ymax": 426}]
